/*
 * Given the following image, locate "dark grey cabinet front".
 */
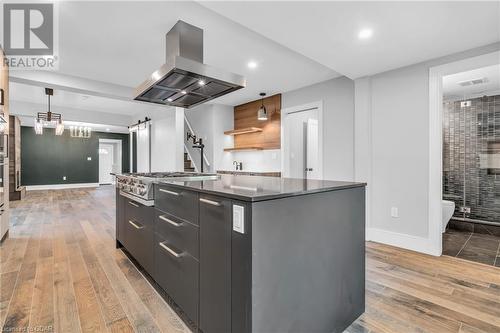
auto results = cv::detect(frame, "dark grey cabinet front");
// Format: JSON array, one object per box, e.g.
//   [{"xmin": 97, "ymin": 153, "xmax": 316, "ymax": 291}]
[
  {"xmin": 199, "ymin": 195, "xmax": 232, "ymax": 333},
  {"xmin": 116, "ymin": 190, "xmax": 126, "ymax": 246},
  {"xmin": 124, "ymin": 199, "xmax": 154, "ymax": 273},
  {"xmin": 154, "ymin": 232, "xmax": 199, "ymax": 325},
  {"xmin": 155, "ymin": 184, "xmax": 199, "ymax": 225}
]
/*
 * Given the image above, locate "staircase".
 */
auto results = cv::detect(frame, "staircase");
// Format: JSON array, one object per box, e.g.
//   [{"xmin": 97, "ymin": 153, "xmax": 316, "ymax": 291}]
[{"xmin": 184, "ymin": 152, "xmax": 195, "ymax": 172}]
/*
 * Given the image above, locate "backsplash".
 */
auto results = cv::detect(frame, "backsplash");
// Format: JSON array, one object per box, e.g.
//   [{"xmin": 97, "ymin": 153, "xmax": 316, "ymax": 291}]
[
  {"xmin": 443, "ymin": 95, "xmax": 500, "ymax": 223},
  {"xmin": 220, "ymin": 149, "xmax": 281, "ymax": 172}
]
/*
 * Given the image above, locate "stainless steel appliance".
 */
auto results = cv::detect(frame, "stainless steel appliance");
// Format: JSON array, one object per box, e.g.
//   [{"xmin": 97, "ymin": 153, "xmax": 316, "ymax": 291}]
[
  {"xmin": 0, "ymin": 132, "xmax": 7, "ymax": 209},
  {"xmin": 116, "ymin": 172, "xmax": 220, "ymax": 206},
  {"xmin": 134, "ymin": 20, "xmax": 245, "ymax": 109}
]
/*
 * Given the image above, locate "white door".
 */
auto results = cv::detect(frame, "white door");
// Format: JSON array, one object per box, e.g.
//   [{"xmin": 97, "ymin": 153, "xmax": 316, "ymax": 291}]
[
  {"xmin": 99, "ymin": 143, "xmax": 114, "ymax": 184},
  {"xmin": 306, "ymin": 119, "xmax": 320, "ymax": 179},
  {"xmin": 283, "ymin": 107, "xmax": 321, "ymax": 179}
]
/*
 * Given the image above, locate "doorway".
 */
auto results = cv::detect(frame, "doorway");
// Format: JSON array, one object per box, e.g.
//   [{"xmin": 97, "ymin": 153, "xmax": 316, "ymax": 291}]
[
  {"xmin": 281, "ymin": 102, "xmax": 323, "ymax": 179},
  {"xmin": 99, "ymin": 139, "xmax": 122, "ymax": 185},
  {"xmin": 428, "ymin": 50, "xmax": 500, "ymax": 256}
]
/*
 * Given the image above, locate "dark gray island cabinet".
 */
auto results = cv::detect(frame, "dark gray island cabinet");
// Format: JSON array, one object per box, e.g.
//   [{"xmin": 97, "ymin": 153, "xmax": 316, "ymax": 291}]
[{"xmin": 116, "ymin": 175, "xmax": 366, "ymax": 333}]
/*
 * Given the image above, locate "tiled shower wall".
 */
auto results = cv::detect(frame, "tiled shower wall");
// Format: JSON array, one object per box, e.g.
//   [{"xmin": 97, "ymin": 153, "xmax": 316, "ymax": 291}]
[{"xmin": 443, "ymin": 95, "xmax": 500, "ymax": 223}]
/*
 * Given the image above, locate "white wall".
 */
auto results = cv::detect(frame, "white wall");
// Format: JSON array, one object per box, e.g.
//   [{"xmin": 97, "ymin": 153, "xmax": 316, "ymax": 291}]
[
  {"xmin": 355, "ymin": 42, "xmax": 500, "ymax": 254},
  {"xmin": 185, "ymin": 77, "xmax": 355, "ymax": 176},
  {"xmin": 185, "ymin": 104, "xmax": 236, "ymax": 172},
  {"xmin": 282, "ymin": 76, "xmax": 355, "ymax": 181},
  {"xmin": 221, "ymin": 149, "xmax": 281, "ymax": 172},
  {"xmin": 133, "ymin": 107, "xmax": 184, "ymax": 173},
  {"xmin": 136, "ymin": 126, "xmax": 150, "ymax": 172}
]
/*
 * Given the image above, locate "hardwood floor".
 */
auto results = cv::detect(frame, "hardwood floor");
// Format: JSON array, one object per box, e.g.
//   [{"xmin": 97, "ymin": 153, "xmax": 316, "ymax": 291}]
[
  {"xmin": 1, "ymin": 186, "xmax": 189, "ymax": 333},
  {"xmin": 1, "ymin": 187, "xmax": 499, "ymax": 333}
]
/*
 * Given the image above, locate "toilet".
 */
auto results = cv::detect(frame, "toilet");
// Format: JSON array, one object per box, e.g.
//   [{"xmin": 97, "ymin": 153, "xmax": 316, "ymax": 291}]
[{"xmin": 442, "ymin": 200, "xmax": 455, "ymax": 232}]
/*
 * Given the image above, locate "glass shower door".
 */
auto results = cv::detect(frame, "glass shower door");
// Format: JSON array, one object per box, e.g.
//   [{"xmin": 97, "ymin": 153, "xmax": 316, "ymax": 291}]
[{"xmin": 444, "ymin": 95, "xmax": 500, "ymax": 226}]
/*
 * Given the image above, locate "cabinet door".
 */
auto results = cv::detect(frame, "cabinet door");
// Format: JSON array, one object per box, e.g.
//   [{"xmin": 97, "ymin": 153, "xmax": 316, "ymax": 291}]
[
  {"xmin": 124, "ymin": 199, "xmax": 154, "ymax": 272},
  {"xmin": 199, "ymin": 195, "xmax": 232, "ymax": 333},
  {"xmin": 116, "ymin": 189, "xmax": 126, "ymax": 246},
  {"xmin": 154, "ymin": 232, "xmax": 199, "ymax": 325}
]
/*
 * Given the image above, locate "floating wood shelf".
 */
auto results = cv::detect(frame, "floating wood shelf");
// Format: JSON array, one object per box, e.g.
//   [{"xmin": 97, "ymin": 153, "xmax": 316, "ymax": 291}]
[
  {"xmin": 224, "ymin": 146, "xmax": 264, "ymax": 152},
  {"xmin": 224, "ymin": 127, "xmax": 263, "ymax": 136}
]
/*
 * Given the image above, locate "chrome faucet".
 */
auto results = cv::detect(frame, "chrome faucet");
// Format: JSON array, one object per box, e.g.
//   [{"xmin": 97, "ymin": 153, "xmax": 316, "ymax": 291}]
[{"xmin": 233, "ymin": 161, "xmax": 243, "ymax": 171}]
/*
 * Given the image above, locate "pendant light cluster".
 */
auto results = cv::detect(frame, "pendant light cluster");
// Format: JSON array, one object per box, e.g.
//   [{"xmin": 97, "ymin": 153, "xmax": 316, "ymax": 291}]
[
  {"xmin": 70, "ymin": 126, "xmax": 92, "ymax": 138},
  {"xmin": 35, "ymin": 88, "xmax": 64, "ymax": 135}
]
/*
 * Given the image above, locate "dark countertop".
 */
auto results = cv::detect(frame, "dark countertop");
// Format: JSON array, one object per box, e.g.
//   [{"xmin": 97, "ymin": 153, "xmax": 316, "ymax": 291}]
[{"xmin": 156, "ymin": 174, "xmax": 366, "ymax": 202}]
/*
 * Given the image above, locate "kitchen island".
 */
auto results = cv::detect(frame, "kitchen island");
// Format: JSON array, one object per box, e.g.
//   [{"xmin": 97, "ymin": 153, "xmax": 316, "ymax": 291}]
[{"xmin": 116, "ymin": 174, "xmax": 366, "ymax": 333}]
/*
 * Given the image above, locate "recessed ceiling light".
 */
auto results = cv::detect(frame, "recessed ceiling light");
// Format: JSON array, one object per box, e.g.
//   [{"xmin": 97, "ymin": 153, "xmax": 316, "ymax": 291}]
[
  {"xmin": 358, "ymin": 28, "xmax": 373, "ymax": 40},
  {"xmin": 198, "ymin": 80, "xmax": 205, "ymax": 86},
  {"xmin": 106, "ymin": 128, "xmax": 110, "ymax": 132},
  {"xmin": 181, "ymin": 90, "xmax": 187, "ymax": 95},
  {"xmin": 167, "ymin": 98, "xmax": 173, "ymax": 102},
  {"xmin": 247, "ymin": 61, "xmax": 258, "ymax": 69}
]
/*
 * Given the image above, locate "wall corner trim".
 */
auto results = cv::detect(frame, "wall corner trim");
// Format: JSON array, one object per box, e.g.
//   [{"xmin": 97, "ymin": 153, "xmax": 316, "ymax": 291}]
[
  {"xmin": 366, "ymin": 227, "xmax": 441, "ymax": 256},
  {"xmin": 26, "ymin": 183, "xmax": 100, "ymax": 191}
]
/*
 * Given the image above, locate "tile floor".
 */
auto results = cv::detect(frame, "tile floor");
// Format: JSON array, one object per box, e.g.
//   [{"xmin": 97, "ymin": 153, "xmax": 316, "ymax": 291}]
[{"xmin": 443, "ymin": 220, "xmax": 500, "ymax": 266}]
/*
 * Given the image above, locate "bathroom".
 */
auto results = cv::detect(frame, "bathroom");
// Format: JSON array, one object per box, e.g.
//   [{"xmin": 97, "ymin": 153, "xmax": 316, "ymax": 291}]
[{"xmin": 442, "ymin": 64, "xmax": 500, "ymax": 266}]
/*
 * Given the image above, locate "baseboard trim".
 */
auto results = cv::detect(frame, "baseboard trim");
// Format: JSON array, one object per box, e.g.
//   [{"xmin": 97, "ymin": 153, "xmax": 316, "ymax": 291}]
[
  {"xmin": 366, "ymin": 227, "xmax": 441, "ymax": 256},
  {"xmin": 26, "ymin": 183, "xmax": 100, "ymax": 191}
]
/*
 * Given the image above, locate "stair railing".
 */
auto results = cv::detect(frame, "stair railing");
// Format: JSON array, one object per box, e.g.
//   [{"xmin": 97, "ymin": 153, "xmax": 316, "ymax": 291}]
[{"xmin": 184, "ymin": 115, "xmax": 211, "ymax": 172}]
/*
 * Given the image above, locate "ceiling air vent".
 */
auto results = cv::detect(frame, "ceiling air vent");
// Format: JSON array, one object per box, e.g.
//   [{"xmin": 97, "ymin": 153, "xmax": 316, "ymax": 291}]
[{"xmin": 457, "ymin": 77, "xmax": 488, "ymax": 87}]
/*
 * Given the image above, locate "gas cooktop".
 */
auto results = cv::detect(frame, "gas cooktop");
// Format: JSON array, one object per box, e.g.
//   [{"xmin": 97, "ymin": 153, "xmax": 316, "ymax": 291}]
[{"xmin": 116, "ymin": 172, "xmax": 220, "ymax": 202}]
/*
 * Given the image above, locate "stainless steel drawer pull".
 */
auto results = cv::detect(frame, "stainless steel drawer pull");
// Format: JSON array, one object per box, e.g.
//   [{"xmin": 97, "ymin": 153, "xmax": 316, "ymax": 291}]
[
  {"xmin": 128, "ymin": 220, "xmax": 143, "ymax": 229},
  {"xmin": 159, "ymin": 188, "xmax": 179, "ymax": 196},
  {"xmin": 159, "ymin": 215, "xmax": 183, "ymax": 227},
  {"xmin": 159, "ymin": 242, "xmax": 182, "ymax": 258},
  {"xmin": 200, "ymin": 198, "xmax": 221, "ymax": 206},
  {"xmin": 128, "ymin": 201, "xmax": 139, "ymax": 207}
]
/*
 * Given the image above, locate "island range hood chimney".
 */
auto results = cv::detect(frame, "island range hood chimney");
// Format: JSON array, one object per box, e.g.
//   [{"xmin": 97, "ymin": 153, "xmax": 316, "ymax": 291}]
[{"xmin": 134, "ymin": 21, "xmax": 246, "ymax": 109}]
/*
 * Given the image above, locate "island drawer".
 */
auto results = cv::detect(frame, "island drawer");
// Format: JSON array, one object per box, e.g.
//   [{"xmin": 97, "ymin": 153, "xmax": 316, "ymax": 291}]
[
  {"xmin": 124, "ymin": 214, "xmax": 154, "ymax": 273},
  {"xmin": 155, "ymin": 210, "xmax": 199, "ymax": 260},
  {"xmin": 154, "ymin": 232, "xmax": 199, "ymax": 326},
  {"xmin": 155, "ymin": 184, "xmax": 199, "ymax": 225},
  {"xmin": 124, "ymin": 197, "xmax": 149, "ymax": 223}
]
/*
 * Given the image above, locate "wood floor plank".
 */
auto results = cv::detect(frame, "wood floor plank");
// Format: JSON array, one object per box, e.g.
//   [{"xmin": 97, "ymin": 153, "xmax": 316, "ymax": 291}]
[
  {"xmin": 2, "ymin": 222, "xmax": 41, "ymax": 332},
  {"xmin": 78, "ymin": 237, "xmax": 132, "ymax": 330},
  {"xmin": 0, "ymin": 271, "xmax": 19, "ymax": 327},
  {"xmin": 29, "ymin": 257, "xmax": 54, "ymax": 331},
  {"xmin": 67, "ymin": 242, "xmax": 107, "ymax": 333},
  {"xmin": 79, "ymin": 219, "xmax": 162, "ymax": 333},
  {"xmin": 53, "ymin": 258, "xmax": 81, "ymax": 333}
]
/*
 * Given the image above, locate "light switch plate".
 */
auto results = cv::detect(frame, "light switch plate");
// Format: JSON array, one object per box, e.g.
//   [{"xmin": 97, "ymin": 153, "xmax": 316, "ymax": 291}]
[
  {"xmin": 391, "ymin": 207, "xmax": 399, "ymax": 218},
  {"xmin": 233, "ymin": 205, "xmax": 245, "ymax": 234}
]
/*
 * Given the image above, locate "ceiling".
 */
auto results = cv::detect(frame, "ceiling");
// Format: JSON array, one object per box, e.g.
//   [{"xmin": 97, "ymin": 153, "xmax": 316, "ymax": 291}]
[
  {"xmin": 10, "ymin": 82, "xmax": 168, "ymax": 117},
  {"xmin": 7, "ymin": 1, "xmax": 500, "ymax": 127},
  {"xmin": 54, "ymin": 1, "xmax": 339, "ymax": 106},
  {"xmin": 16, "ymin": 116, "xmax": 129, "ymax": 134},
  {"xmin": 201, "ymin": 1, "xmax": 500, "ymax": 79},
  {"xmin": 443, "ymin": 64, "xmax": 500, "ymax": 100}
]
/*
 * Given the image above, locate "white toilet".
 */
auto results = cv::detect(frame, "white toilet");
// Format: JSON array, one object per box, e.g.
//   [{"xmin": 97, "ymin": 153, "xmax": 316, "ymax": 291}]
[{"xmin": 442, "ymin": 200, "xmax": 455, "ymax": 232}]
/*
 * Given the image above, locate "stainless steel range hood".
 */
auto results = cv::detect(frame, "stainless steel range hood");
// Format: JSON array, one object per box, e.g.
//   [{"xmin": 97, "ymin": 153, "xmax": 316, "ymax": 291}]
[{"xmin": 134, "ymin": 21, "xmax": 246, "ymax": 109}]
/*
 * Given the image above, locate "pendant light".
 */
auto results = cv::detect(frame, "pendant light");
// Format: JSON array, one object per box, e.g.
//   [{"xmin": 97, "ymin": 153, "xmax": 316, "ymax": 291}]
[
  {"xmin": 257, "ymin": 93, "xmax": 268, "ymax": 121},
  {"xmin": 35, "ymin": 88, "xmax": 64, "ymax": 135}
]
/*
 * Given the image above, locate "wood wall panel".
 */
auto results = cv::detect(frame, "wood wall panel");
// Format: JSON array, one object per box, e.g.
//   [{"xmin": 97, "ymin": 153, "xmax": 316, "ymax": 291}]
[{"xmin": 233, "ymin": 94, "xmax": 281, "ymax": 150}]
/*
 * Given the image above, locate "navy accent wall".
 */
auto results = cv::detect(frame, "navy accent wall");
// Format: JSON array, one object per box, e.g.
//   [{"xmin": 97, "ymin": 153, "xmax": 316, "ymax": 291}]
[{"xmin": 21, "ymin": 126, "xmax": 130, "ymax": 186}]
